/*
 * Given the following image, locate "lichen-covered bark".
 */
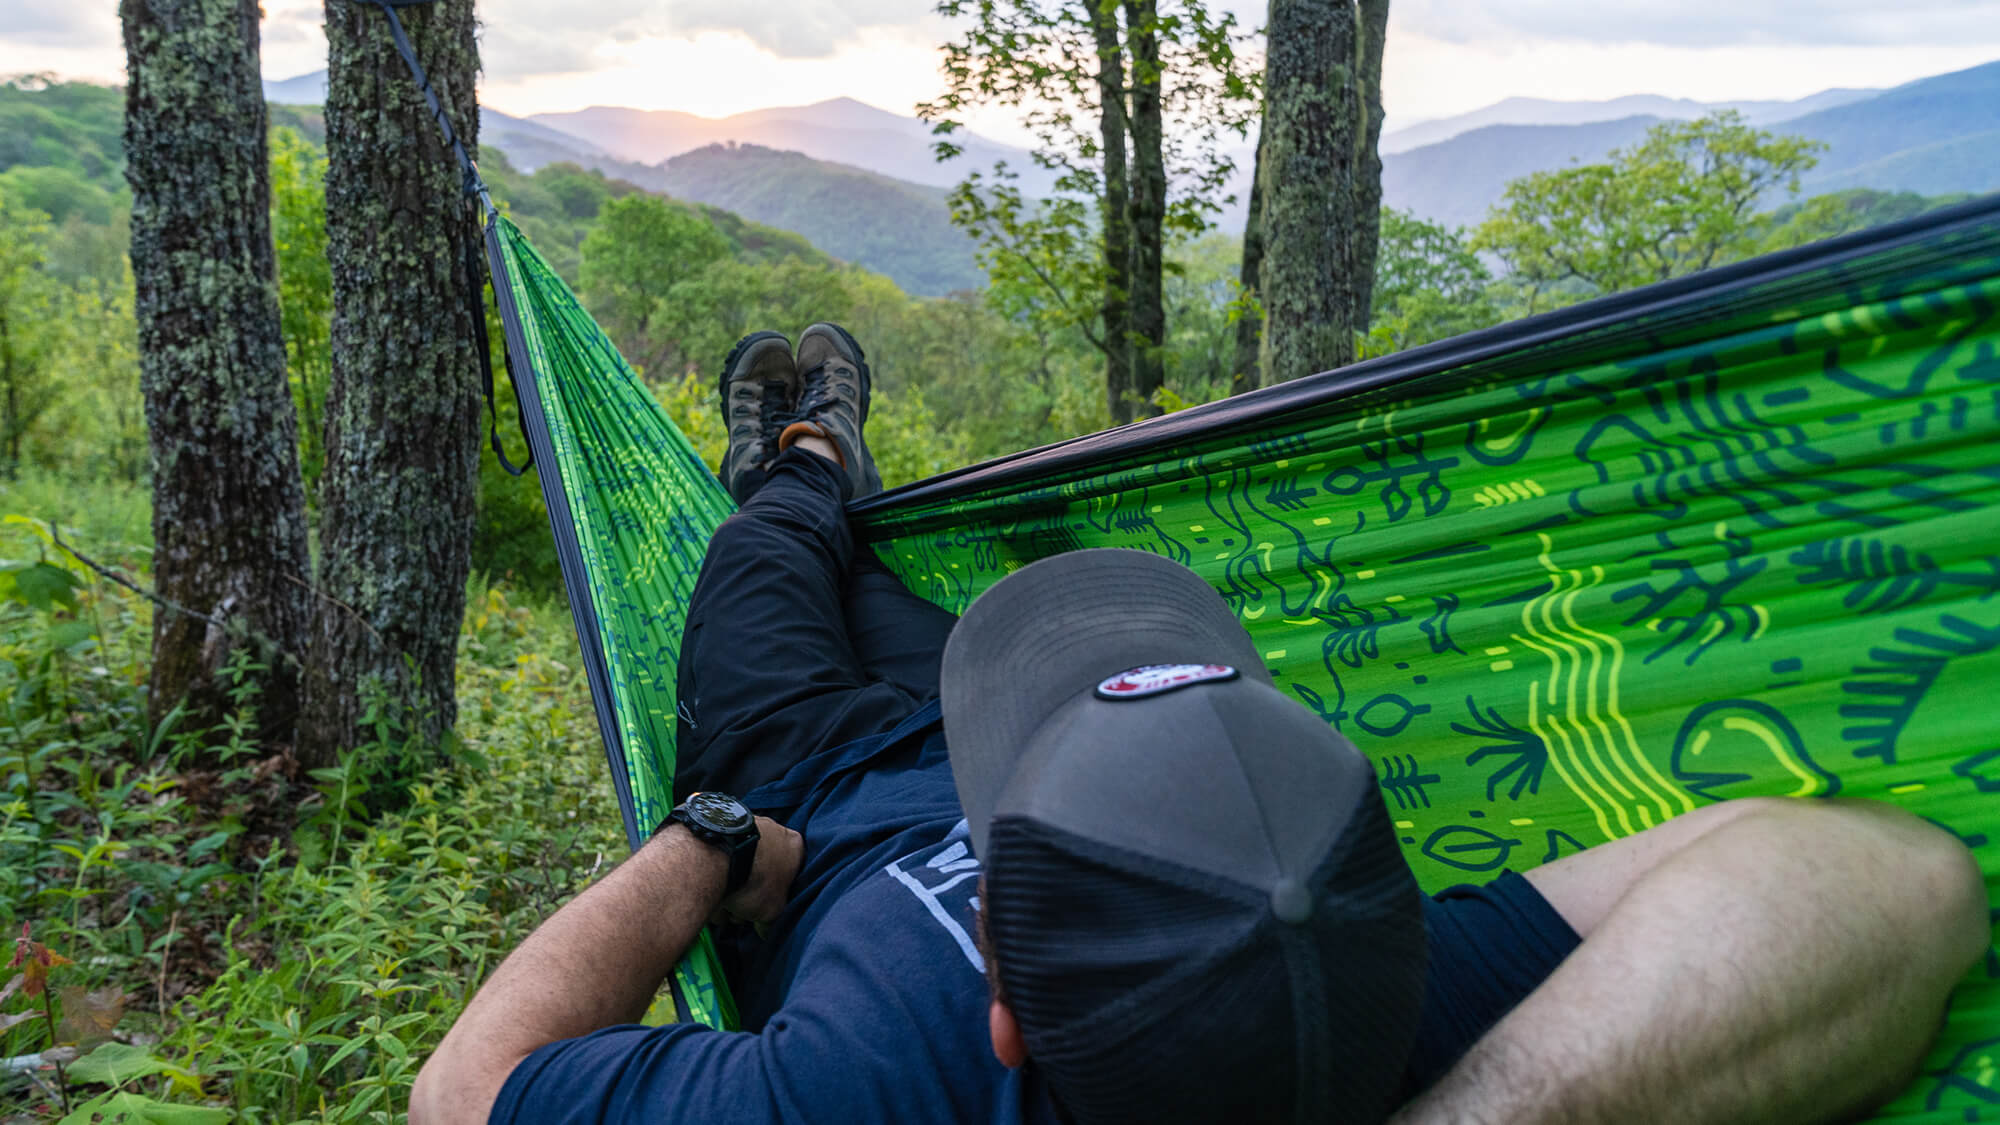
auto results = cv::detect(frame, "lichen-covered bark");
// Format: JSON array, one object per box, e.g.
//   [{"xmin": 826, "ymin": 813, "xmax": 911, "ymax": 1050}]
[
  {"xmin": 1092, "ymin": 0, "xmax": 1133, "ymax": 424},
  {"xmin": 1122, "ymin": 0, "xmax": 1167, "ymax": 422},
  {"xmin": 121, "ymin": 0, "xmax": 312, "ymax": 740},
  {"xmin": 1258, "ymin": 0, "xmax": 1390, "ymax": 385},
  {"xmin": 297, "ymin": 0, "xmax": 482, "ymax": 770},
  {"xmin": 1230, "ymin": 131, "xmax": 1266, "ymax": 395}
]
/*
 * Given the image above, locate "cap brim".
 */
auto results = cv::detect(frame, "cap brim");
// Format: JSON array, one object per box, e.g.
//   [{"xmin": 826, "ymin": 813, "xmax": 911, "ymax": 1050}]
[{"xmin": 941, "ymin": 549, "xmax": 1269, "ymax": 859}]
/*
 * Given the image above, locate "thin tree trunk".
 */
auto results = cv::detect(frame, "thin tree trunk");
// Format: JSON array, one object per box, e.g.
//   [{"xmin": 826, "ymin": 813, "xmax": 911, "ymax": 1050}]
[
  {"xmin": 1230, "ymin": 131, "xmax": 1266, "ymax": 395},
  {"xmin": 121, "ymin": 0, "xmax": 312, "ymax": 740},
  {"xmin": 1352, "ymin": 0, "xmax": 1390, "ymax": 328},
  {"xmin": 297, "ymin": 0, "xmax": 483, "ymax": 773},
  {"xmin": 1091, "ymin": 0, "xmax": 1133, "ymax": 425},
  {"xmin": 1123, "ymin": 0, "xmax": 1167, "ymax": 421},
  {"xmin": 1258, "ymin": 0, "xmax": 1390, "ymax": 384},
  {"xmin": 2, "ymin": 308, "xmax": 18, "ymax": 479}
]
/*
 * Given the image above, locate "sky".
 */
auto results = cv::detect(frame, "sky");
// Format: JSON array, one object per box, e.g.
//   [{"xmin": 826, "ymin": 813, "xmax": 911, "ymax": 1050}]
[{"xmin": 8, "ymin": 0, "xmax": 2000, "ymax": 140}]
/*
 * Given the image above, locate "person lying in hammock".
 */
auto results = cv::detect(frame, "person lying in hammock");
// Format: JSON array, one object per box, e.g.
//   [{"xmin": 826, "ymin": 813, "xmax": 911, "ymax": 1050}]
[{"xmin": 411, "ymin": 325, "xmax": 1989, "ymax": 1125}]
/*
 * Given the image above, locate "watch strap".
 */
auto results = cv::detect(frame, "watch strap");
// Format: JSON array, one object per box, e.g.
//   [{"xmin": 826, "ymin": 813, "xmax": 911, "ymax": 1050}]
[{"xmin": 665, "ymin": 799, "xmax": 758, "ymax": 898}]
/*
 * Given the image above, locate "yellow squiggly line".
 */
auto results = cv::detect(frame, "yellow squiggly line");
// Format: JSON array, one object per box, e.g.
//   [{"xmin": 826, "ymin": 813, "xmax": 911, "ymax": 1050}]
[
  {"xmin": 1533, "ymin": 563, "xmax": 1648, "ymax": 835},
  {"xmin": 1562, "ymin": 562, "xmax": 1691, "ymax": 825},
  {"xmin": 1566, "ymin": 565, "xmax": 1693, "ymax": 823},
  {"xmin": 1518, "ymin": 534, "xmax": 1689, "ymax": 842},
  {"xmin": 1513, "ymin": 626, "xmax": 1621, "ymax": 842}
]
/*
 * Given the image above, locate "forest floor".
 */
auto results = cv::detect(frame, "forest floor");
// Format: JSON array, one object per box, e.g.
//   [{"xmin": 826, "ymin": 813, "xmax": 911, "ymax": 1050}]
[{"xmin": 0, "ymin": 472, "xmax": 619, "ymax": 1123}]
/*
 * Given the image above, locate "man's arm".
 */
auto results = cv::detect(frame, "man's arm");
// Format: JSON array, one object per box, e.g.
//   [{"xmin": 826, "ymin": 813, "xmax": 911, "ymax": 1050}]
[{"xmin": 410, "ymin": 817, "xmax": 802, "ymax": 1125}]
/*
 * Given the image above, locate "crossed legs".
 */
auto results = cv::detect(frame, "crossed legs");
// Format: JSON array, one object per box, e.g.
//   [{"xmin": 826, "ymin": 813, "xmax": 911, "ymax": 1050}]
[
  {"xmin": 673, "ymin": 446, "xmax": 955, "ymax": 804},
  {"xmin": 1394, "ymin": 798, "xmax": 1990, "ymax": 1124}
]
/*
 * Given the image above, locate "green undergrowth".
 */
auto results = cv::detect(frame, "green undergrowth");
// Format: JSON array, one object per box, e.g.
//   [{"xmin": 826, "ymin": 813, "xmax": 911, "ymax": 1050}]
[{"xmin": 0, "ymin": 480, "xmax": 621, "ymax": 1122}]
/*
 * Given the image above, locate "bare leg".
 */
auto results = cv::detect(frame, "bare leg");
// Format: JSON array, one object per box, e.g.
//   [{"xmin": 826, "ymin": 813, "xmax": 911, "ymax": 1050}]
[{"xmin": 1393, "ymin": 798, "xmax": 1989, "ymax": 1125}]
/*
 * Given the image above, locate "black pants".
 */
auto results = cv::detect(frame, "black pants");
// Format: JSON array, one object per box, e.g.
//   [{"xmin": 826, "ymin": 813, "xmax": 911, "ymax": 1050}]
[{"xmin": 673, "ymin": 449, "xmax": 959, "ymax": 804}]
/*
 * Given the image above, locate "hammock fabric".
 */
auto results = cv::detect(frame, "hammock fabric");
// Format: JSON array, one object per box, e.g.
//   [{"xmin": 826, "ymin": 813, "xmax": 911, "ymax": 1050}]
[{"xmin": 482, "ymin": 194, "xmax": 2000, "ymax": 1119}]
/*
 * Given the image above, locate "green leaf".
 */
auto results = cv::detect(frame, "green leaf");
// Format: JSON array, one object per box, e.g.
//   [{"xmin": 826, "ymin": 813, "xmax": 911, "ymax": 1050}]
[
  {"xmin": 134, "ymin": 1101, "xmax": 231, "ymax": 1125},
  {"xmin": 49, "ymin": 620, "xmax": 95, "ymax": 651},
  {"xmin": 7, "ymin": 561, "xmax": 81, "ymax": 612},
  {"xmin": 57, "ymin": 1089, "xmax": 228, "ymax": 1125},
  {"xmin": 66, "ymin": 1041, "xmax": 170, "ymax": 1085}
]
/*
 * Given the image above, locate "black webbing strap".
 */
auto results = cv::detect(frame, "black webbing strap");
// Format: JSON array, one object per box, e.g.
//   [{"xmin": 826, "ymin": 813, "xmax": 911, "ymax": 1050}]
[
  {"xmin": 468, "ymin": 226, "xmax": 533, "ymax": 475},
  {"xmin": 358, "ymin": 0, "xmax": 528, "ymax": 473},
  {"xmin": 364, "ymin": 0, "xmax": 489, "ymax": 210}
]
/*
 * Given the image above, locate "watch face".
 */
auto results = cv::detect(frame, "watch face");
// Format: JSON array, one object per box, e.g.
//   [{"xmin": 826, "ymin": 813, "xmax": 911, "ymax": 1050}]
[{"xmin": 685, "ymin": 791, "xmax": 753, "ymax": 833}]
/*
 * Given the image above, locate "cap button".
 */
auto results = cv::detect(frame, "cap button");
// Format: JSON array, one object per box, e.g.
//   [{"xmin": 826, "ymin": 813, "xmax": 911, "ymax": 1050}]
[{"xmin": 1270, "ymin": 878, "xmax": 1312, "ymax": 925}]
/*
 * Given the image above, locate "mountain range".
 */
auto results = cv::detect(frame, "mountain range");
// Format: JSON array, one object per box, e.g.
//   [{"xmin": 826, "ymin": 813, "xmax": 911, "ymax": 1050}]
[
  {"xmin": 1376, "ymin": 58, "xmax": 2000, "ymax": 228},
  {"xmin": 1378, "ymin": 88, "xmax": 1879, "ymax": 154},
  {"xmin": 263, "ymin": 57, "xmax": 2000, "ymax": 286}
]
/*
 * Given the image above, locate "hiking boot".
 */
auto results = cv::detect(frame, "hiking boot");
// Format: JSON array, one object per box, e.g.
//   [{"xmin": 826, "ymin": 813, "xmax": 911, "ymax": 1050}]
[
  {"xmin": 780, "ymin": 323, "xmax": 883, "ymax": 499},
  {"xmin": 717, "ymin": 330, "xmax": 800, "ymax": 505}
]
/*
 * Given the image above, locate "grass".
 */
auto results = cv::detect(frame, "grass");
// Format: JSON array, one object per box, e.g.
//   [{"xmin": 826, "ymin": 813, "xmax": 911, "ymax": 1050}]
[{"xmin": 0, "ymin": 477, "xmax": 621, "ymax": 1123}]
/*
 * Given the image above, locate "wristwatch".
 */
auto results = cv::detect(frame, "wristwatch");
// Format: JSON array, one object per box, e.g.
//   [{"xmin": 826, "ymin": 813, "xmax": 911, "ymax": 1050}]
[{"xmin": 663, "ymin": 792, "xmax": 760, "ymax": 898}]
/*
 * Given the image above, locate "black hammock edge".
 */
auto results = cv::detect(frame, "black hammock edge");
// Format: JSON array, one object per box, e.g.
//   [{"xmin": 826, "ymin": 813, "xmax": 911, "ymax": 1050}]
[
  {"xmin": 482, "ymin": 219, "xmax": 645, "ymax": 852},
  {"xmin": 850, "ymin": 190, "xmax": 2000, "ymax": 518}
]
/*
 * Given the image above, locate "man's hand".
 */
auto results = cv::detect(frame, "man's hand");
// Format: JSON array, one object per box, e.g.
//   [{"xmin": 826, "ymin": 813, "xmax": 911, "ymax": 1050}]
[{"xmin": 720, "ymin": 816, "xmax": 803, "ymax": 924}]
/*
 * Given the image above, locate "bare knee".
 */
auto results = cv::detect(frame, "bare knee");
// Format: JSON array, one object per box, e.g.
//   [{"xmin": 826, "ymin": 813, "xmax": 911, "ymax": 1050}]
[{"xmin": 1752, "ymin": 798, "xmax": 1990, "ymax": 972}]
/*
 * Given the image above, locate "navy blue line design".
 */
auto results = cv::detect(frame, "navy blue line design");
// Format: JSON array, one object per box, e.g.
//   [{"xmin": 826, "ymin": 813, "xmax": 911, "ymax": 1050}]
[
  {"xmin": 1791, "ymin": 537, "xmax": 2000, "ymax": 614},
  {"xmin": 1453, "ymin": 697, "xmax": 1549, "ymax": 801},
  {"xmin": 1614, "ymin": 525, "xmax": 1768, "ymax": 666},
  {"xmin": 1841, "ymin": 615, "xmax": 2000, "ymax": 764},
  {"xmin": 1421, "ymin": 825, "xmax": 1522, "ymax": 873},
  {"xmin": 1378, "ymin": 755, "xmax": 1442, "ymax": 810}
]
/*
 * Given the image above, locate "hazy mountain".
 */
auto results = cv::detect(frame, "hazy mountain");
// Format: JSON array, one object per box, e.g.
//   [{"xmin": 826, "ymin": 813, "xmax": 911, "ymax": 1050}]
[
  {"xmin": 527, "ymin": 97, "xmax": 1055, "ymax": 194},
  {"xmin": 1380, "ymin": 88, "xmax": 1878, "ymax": 154},
  {"xmin": 1381, "ymin": 60, "xmax": 2000, "ymax": 230},
  {"xmin": 1382, "ymin": 116, "xmax": 1664, "ymax": 229},
  {"xmin": 479, "ymin": 108, "xmax": 612, "ymax": 165},
  {"xmin": 262, "ymin": 70, "xmax": 328, "ymax": 105},
  {"xmin": 1788, "ymin": 60, "xmax": 2000, "ymax": 195},
  {"xmin": 654, "ymin": 143, "xmax": 982, "ymax": 296}
]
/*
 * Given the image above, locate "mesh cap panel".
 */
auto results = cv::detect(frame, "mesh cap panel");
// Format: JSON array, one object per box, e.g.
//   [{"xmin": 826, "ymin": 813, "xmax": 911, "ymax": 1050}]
[{"xmin": 985, "ymin": 788, "xmax": 1425, "ymax": 1125}]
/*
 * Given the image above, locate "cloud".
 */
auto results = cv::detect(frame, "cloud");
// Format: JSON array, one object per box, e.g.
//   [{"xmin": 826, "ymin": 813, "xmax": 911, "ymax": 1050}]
[
  {"xmin": 470, "ymin": 0, "xmax": 664, "ymax": 75},
  {"xmin": 1, "ymin": 0, "xmax": 116, "ymax": 48},
  {"xmin": 1395, "ymin": 0, "xmax": 2000, "ymax": 49},
  {"xmin": 659, "ymin": 0, "xmax": 934, "ymax": 60}
]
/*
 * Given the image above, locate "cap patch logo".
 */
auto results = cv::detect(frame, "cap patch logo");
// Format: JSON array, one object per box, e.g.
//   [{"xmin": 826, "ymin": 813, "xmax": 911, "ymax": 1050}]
[{"xmin": 1095, "ymin": 663, "xmax": 1239, "ymax": 700}]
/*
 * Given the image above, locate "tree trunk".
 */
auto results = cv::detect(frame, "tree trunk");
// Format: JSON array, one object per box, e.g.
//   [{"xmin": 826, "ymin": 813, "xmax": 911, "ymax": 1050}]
[
  {"xmin": 1353, "ymin": 0, "xmax": 1389, "ymax": 328},
  {"xmin": 1091, "ymin": 0, "xmax": 1133, "ymax": 425},
  {"xmin": 297, "ymin": 0, "xmax": 483, "ymax": 772},
  {"xmin": 121, "ymin": 0, "xmax": 312, "ymax": 741},
  {"xmin": 1258, "ymin": 0, "xmax": 1390, "ymax": 384},
  {"xmin": 1122, "ymin": 0, "xmax": 1167, "ymax": 421},
  {"xmin": 1230, "ymin": 131, "xmax": 1266, "ymax": 395}
]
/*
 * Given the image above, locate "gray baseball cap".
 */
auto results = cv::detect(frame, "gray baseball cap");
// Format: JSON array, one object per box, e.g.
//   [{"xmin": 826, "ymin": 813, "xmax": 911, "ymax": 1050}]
[{"xmin": 939, "ymin": 548, "xmax": 1426, "ymax": 1124}]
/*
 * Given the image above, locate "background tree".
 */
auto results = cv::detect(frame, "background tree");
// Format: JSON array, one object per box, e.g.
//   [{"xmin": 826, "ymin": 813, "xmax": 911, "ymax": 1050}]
[
  {"xmin": 0, "ymin": 191, "xmax": 61, "ymax": 478},
  {"xmin": 1123, "ymin": 0, "xmax": 1168, "ymax": 414},
  {"xmin": 1257, "ymin": 0, "xmax": 1389, "ymax": 385},
  {"xmin": 298, "ymin": 0, "xmax": 483, "ymax": 776},
  {"xmin": 271, "ymin": 127, "xmax": 334, "ymax": 497},
  {"xmin": 923, "ymin": 0, "xmax": 1258, "ymax": 423},
  {"xmin": 1473, "ymin": 113, "xmax": 1826, "ymax": 309},
  {"xmin": 1229, "ymin": 133, "xmax": 1264, "ymax": 394},
  {"xmin": 120, "ymin": 0, "xmax": 313, "ymax": 739},
  {"xmin": 579, "ymin": 195, "xmax": 731, "ymax": 378},
  {"xmin": 1368, "ymin": 207, "xmax": 1497, "ymax": 350}
]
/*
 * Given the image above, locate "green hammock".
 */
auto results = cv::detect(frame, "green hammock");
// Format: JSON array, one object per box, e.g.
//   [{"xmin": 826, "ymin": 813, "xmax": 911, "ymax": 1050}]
[{"xmin": 483, "ymin": 195, "xmax": 2000, "ymax": 1118}]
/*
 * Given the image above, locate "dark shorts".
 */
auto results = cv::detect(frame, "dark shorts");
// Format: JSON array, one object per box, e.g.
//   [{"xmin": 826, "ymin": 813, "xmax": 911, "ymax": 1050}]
[{"xmin": 1402, "ymin": 871, "xmax": 1583, "ymax": 1098}]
